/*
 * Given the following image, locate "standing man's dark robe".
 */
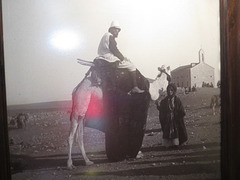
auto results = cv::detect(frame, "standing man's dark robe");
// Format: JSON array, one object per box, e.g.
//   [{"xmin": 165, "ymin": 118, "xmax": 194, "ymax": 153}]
[{"xmin": 157, "ymin": 95, "xmax": 188, "ymax": 145}]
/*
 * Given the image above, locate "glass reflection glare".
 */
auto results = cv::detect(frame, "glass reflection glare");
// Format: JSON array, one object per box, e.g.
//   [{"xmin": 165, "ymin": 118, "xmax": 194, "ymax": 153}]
[{"xmin": 50, "ymin": 30, "xmax": 80, "ymax": 51}]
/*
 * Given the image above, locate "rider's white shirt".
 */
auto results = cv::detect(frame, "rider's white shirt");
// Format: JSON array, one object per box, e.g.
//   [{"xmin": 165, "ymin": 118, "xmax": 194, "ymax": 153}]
[{"xmin": 97, "ymin": 32, "xmax": 120, "ymax": 63}]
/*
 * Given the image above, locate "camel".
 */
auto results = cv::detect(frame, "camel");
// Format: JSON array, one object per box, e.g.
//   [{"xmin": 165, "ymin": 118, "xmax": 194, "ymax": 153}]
[
  {"xmin": 9, "ymin": 113, "xmax": 29, "ymax": 129},
  {"xmin": 67, "ymin": 59, "xmax": 171, "ymax": 169},
  {"xmin": 67, "ymin": 66, "xmax": 102, "ymax": 169},
  {"xmin": 210, "ymin": 94, "xmax": 221, "ymax": 115},
  {"xmin": 16, "ymin": 113, "xmax": 29, "ymax": 129}
]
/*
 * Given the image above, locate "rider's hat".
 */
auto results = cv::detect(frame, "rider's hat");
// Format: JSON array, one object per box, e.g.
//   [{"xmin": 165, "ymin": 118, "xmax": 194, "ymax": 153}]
[{"xmin": 109, "ymin": 21, "xmax": 121, "ymax": 31}]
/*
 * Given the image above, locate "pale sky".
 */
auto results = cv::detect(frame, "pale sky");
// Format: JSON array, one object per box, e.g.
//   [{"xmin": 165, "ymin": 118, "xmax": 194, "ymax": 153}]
[{"xmin": 2, "ymin": 0, "xmax": 220, "ymax": 105}]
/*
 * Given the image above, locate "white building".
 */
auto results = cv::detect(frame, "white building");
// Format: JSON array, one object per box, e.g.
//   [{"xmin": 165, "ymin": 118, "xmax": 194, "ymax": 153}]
[{"xmin": 171, "ymin": 49, "xmax": 215, "ymax": 88}]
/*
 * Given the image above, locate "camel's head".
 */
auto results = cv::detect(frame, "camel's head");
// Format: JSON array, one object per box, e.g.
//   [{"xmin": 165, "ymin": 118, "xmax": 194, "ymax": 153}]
[
  {"xmin": 157, "ymin": 65, "xmax": 171, "ymax": 76},
  {"xmin": 157, "ymin": 65, "xmax": 171, "ymax": 82},
  {"xmin": 149, "ymin": 65, "xmax": 171, "ymax": 101}
]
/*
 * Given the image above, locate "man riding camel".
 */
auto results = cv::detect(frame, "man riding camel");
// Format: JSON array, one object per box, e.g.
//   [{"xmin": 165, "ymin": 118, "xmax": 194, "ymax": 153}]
[{"xmin": 97, "ymin": 21, "xmax": 144, "ymax": 94}]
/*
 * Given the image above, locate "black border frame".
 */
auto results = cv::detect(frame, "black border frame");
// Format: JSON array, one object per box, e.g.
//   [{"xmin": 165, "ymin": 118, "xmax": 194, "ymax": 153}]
[
  {"xmin": 1, "ymin": 1, "xmax": 239, "ymax": 179},
  {"xmin": 220, "ymin": 0, "xmax": 240, "ymax": 179}
]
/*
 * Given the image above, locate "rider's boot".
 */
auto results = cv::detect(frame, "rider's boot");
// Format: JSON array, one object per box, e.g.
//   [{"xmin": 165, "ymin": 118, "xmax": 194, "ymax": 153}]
[{"xmin": 130, "ymin": 71, "xmax": 144, "ymax": 93}]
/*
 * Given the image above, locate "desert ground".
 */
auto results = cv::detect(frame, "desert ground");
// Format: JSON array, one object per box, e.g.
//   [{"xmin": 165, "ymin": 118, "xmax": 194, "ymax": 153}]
[{"xmin": 7, "ymin": 87, "xmax": 221, "ymax": 180}]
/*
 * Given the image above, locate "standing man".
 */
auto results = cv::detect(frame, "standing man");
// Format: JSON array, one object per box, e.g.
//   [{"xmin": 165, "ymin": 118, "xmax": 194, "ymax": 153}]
[
  {"xmin": 97, "ymin": 21, "xmax": 144, "ymax": 93},
  {"xmin": 156, "ymin": 83, "xmax": 188, "ymax": 148}
]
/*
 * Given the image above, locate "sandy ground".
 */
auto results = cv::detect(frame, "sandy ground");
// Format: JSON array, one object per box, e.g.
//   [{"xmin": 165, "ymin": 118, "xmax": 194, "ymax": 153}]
[{"xmin": 8, "ymin": 87, "xmax": 221, "ymax": 180}]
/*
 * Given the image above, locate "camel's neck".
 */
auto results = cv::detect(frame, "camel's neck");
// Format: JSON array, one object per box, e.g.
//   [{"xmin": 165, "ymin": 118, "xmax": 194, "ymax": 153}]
[{"xmin": 149, "ymin": 72, "xmax": 169, "ymax": 101}]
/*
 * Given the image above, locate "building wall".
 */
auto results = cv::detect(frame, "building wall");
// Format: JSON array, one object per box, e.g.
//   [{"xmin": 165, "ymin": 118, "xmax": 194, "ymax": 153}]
[
  {"xmin": 171, "ymin": 62, "xmax": 215, "ymax": 88},
  {"xmin": 171, "ymin": 68, "xmax": 191, "ymax": 88},
  {"xmin": 190, "ymin": 62, "xmax": 215, "ymax": 87}
]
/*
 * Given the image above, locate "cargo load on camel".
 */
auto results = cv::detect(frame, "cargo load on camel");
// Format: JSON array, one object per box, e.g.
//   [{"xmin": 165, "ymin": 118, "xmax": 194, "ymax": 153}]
[{"xmin": 67, "ymin": 58, "xmax": 171, "ymax": 168}]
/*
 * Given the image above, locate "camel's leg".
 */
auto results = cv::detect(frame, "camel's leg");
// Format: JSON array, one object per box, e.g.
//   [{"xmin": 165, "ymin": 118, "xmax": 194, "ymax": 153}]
[
  {"xmin": 67, "ymin": 118, "xmax": 78, "ymax": 169},
  {"xmin": 76, "ymin": 117, "xmax": 94, "ymax": 166},
  {"xmin": 212, "ymin": 104, "xmax": 216, "ymax": 115}
]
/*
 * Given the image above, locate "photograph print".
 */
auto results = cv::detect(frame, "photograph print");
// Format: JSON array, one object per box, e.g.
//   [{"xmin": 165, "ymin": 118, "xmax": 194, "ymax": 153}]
[{"xmin": 2, "ymin": 0, "xmax": 221, "ymax": 179}]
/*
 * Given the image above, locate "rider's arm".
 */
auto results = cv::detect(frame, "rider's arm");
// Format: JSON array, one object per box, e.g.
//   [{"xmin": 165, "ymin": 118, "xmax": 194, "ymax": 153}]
[{"xmin": 109, "ymin": 36, "xmax": 124, "ymax": 61}]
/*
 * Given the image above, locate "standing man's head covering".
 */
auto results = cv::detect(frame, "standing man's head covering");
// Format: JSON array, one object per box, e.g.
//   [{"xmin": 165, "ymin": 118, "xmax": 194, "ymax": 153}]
[
  {"xmin": 108, "ymin": 21, "xmax": 121, "ymax": 32},
  {"xmin": 167, "ymin": 83, "xmax": 177, "ymax": 97}
]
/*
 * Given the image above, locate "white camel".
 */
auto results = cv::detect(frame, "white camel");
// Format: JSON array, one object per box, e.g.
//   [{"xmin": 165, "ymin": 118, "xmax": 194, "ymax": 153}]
[
  {"xmin": 67, "ymin": 59, "xmax": 170, "ymax": 169},
  {"xmin": 67, "ymin": 66, "xmax": 102, "ymax": 169}
]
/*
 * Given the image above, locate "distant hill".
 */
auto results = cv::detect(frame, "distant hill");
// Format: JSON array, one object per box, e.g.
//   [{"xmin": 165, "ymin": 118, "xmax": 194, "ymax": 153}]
[{"xmin": 7, "ymin": 100, "xmax": 72, "ymax": 115}]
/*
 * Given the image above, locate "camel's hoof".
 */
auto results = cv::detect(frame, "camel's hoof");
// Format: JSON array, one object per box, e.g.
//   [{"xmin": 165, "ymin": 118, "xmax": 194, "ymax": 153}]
[
  {"xmin": 85, "ymin": 160, "xmax": 94, "ymax": 166},
  {"xmin": 67, "ymin": 164, "xmax": 76, "ymax": 170},
  {"xmin": 67, "ymin": 159, "xmax": 76, "ymax": 170}
]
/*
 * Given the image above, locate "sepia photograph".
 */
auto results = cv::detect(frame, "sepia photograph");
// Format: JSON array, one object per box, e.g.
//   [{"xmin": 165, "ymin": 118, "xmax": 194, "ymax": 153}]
[{"xmin": 1, "ymin": 0, "xmax": 224, "ymax": 179}]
